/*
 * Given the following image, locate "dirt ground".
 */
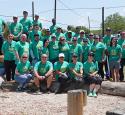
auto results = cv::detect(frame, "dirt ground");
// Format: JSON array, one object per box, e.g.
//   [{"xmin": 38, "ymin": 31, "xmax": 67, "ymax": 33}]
[{"xmin": 0, "ymin": 91, "xmax": 125, "ymax": 115}]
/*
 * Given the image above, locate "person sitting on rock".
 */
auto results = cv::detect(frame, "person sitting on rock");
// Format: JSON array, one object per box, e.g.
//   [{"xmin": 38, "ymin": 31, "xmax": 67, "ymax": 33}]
[
  {"xmin": 15, "ymin": 53, "xmax": 33, "ymax": 91},
  {"xmin": 34, "ymin": 54, "xmax": 53, "ymax": 93},
  {"xmin": 54, "ymin": 53, "xmax": 69, "ymax": 93},
  {"xmin": 83, "ymin": 52, "xmax": 102, "ymax": 97}
]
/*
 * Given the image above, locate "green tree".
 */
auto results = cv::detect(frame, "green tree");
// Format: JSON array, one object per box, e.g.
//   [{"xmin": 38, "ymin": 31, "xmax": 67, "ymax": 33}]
[{"xmin": 104, "ymin": 13, "xmax": 125, "ymax": 33}]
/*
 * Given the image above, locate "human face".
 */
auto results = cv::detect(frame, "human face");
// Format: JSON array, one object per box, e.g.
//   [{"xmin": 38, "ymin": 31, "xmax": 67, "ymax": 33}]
[
  {"xmin": 88, "ymin": 55, "xmax": 93, "ymax": 62},
  {"xmin": 22, "ymin": 55, "xmax": 28, "ymax": 63},
  {"xmin": 112, "ymin": 38, "xmax": 117, "ymax": 45},
  {"xmin": 59, "ymin": 57, "xmax": 64, "ymax": 63},
  {"xmin": 73, "ymin": 39, "xmax": 77, "ymax": 45},
  {"xmin": 13, "ymin": 17, "xmax": 18, "ymax": 23},
  {"xmin": 52, "ymin": 37, "xmax": 56, "ymax": 42},
  {"xmin": 8, "ymin": 34, "xmax": 14, "ymax": 42},
  {"xmin": 21, "ymin": 35, "xmax": 27, "ymax": 42},
  {"xmin": 60, "ymin": 38, "xmax": 65, "ymax": 44},
  {"xmin": 94, "ymin": 37, "xmax": 99, "ymax": 43},
  {"xmin": 89, "ymin": 34, "xmax": 94, "ymax": 39},
  {"xmin": 121, "ymin": 32, "xmax": 125, "ymax": 38},
  {"xmin": 80, "ymin": 32, "xmax": 84, "ymax": 37},
  {"xmin": 45, "ymin": 40, "xmax": 49, "ymax": 47},
  {"xmin": 23, "ymin": 13, "xmax": 28, "ymax": 19},
  {"xmin": 41, "ymin": 55, "xmax": 48, "ymax": 63},
  {"xmin": 72, "ymin": 56, "xmax": 77, "ymax": 63}
]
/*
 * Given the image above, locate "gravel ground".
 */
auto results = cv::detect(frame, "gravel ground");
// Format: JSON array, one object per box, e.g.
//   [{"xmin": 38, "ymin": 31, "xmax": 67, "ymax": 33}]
[{"xmin": 0, "ymin": 91, "xmax": 125, "ymax": 115}]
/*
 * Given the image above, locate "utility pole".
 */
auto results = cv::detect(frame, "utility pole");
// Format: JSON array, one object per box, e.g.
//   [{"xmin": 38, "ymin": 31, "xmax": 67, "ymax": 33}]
[
  {"xmin": 32, "ymin": 1, "xmax": 35, "ymax": 21},
  {"xmin": 88, "ymin": 16, "xmax": 90, "ymax": 33},
  {"xmin": 102, "ymin": 7, "xmax": 104, "ymax": 37},
  {"xmin": 54, "ymin": 0, "xmax": 57, "ymax": 24}
]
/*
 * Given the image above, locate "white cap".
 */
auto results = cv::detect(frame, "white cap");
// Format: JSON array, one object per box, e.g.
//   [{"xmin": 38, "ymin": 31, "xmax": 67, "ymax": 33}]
[{"xmin": 59, "ymin": 53, "xmax": 65, "ymax": 57}]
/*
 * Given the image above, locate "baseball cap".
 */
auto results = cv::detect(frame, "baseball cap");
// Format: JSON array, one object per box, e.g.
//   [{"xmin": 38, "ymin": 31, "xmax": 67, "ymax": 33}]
[
  {"xmin": 51, "ymin": 34, "xmax": 56, "ymax": 38},
  {"xmin": 106, "ymin": 27, "xmax": 111, "ymax": 31},
  {"xmin": 88, "ymin": 52, "xmax": 94, "ymax": 57},
  {"xmin": 59, "ymin": 53, "xmax": 65, "ymax": 58},
  {"xmin": 80, "ymin": 30, "xmax": 85, "ymax": 33}
]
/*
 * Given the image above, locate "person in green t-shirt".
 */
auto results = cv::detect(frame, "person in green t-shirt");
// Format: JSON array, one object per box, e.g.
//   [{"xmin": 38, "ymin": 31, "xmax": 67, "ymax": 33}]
[
  {"xmin": 41, "ymin": 39, "xmax": 49, "ymax": 59},
  {"xmin": 43, "ymin": 29, "xmax": 51, "ymax": 41},
  {"xmin": 69, "ymin": 53, "xmax": 83, "ymax": 81},
  {"xmin": 107, "ymin": 36, "xmax": 122, "ymax": 82},
  {"xmin": 82, "ymin": 39, "xmax": 91, "ymax": 62},
  {"xmin": 91, "ymin": 35, "xmax": 106, "ymax": 79},
  {"xmin": 28, "ymin": 24, "xmax": 42, "ymax": 42},
  {"xmin": 32, "ymin": 14, "xmax": 42, "ymax": 30},
  {"xmin": 2, "ymin": 34, "xmax": 18, "ymax": 81},
  {"xmin": 88, "ymin": 33, "xmax": 94, "ymax": 46},
  {"xmin": 65, "ymin": 31, "xmax": 73, "ymax": 46},
  {"xmin": 50, "ymin": 18, "xmax": 57, "ymax": 34},
  {"xmin": 30, "ymin": 34, "xmax": 43, "ymax": 66},
  {"xmin": 16, "ymin": 34, "xmax": 29, "ymax": 59},
  {"xmin": 49, "ymin": 34, "xmax": 59, "ymax": 63},
  {"xmin": 15, "ymin": 53, "xmax": 32, "ymax": 91},
  {"xmin": 34, "ymin": 54, "xmax": 53, "ymax": 92},
  {"xmin": 54, "ymin": 53, "xmax": 69, "ymax": 93},
  {"xmin": 55, "ymin": 26, "xmax": 64, "ymax": 41},
  {"xmin": 118, "ymin": 31, "xmax": 125, "ymax": 81},
  {"xmin": 59, "ymin": 37, "xmax": 70, "ymax": 62},
  {"xmin": 83, "ymin": 52, "xmax": 102, "ymax": 97},
  {"xmin": 103, "ymin": 27, "xmax": 112, "ymax": 46},
  {"xmin": 19, "ymin": 11, "xmax": 32, "ymax": 35},
  {"xmin": 69, "ymin": 37, "xmax": 83, "ymax": 62},
  {"xmin": 9, "ymin": 16, "xmax": 23, "ymax": 41}
]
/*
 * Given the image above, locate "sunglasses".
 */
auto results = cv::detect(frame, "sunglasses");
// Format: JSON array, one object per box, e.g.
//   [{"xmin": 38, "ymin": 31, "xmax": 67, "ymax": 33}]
[{"xmin": 22, "ymin": 57, "xmax": 28, "ymax": 58}]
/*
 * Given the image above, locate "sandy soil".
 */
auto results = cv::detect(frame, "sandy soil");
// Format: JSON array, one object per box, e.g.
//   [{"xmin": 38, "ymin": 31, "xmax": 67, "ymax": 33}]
[{"xmin": 0, "ymin": 91, "xmax": 125, "ymax": 115}]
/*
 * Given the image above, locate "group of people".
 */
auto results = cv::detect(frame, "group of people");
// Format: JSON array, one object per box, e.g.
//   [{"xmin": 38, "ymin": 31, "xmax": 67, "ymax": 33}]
[{"xmin": 0, "ymin": 10, "xmax": 125, "ymax": 97}]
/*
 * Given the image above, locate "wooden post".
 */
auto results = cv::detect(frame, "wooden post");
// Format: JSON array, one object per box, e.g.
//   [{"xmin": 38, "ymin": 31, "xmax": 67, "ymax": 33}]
[
  {"xmin": 68, "ymin": 90, "xmax": 84, "ymax": 115},
  {"xmin": 83, "ymin": 90, "xmax": 87, "ymax": 106}
]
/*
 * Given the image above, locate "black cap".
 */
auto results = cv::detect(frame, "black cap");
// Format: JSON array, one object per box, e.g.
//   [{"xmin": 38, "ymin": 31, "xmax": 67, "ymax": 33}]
[
  {"xmin": 88, "ymin": 52, "xmax": 94, "ymax": 57},
  {"xmin": 72, "ymin": 53, "xmax": 78, "ymax": 57},
  {"xmin": 23, "ymin": 11, "xmax": 28, "ymax": 14}
]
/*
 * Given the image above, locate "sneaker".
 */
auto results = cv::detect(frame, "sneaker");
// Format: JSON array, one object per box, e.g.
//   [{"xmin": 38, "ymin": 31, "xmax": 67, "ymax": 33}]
[
  {"xmin": 88, "ymin": 92, "xmax": 93, "ymax": 97},
  {"xmin": 93, "ymin": 91, "xmax": 97, "ymax": 97}
]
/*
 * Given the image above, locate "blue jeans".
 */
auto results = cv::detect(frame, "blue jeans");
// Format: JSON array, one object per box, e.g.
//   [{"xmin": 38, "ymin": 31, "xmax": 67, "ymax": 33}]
[
  {"xmin": 0, "ymin": 68, "xmax": 5, "ymax": 76},
  {"xmin": 15, "ymin": 74, "xmax": 32, "ymax": 86}
]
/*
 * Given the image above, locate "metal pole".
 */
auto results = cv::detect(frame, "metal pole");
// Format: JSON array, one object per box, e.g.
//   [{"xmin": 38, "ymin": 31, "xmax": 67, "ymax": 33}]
[
  {"xmin": 102, "ymin": 7, "xmax": 104, "ymax": 37},
  {"xmin": 32, "ymin": 1, "xmax": 35, "ymax": 21},
  {"xmin": 54, "ymin": 0, "xmax": 57, "ymax": 24},
  {"xmin": 88, "ymin": 16, "xmax": 91, "ymax": 33}
]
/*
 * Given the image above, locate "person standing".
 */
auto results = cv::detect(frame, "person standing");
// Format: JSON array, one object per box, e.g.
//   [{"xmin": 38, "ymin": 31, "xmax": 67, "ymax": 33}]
[
  {"xmin": 9, "ymin": 16, "xmax": 23, "ymax": 41},
  {"xmin": 50, "ymin": 18, "xmax": 57, "ymax": 34},
  {"xmin": 2, "ymin": 34, "xmax": 18, "ymax": 81},
  {"xmin": 20, "ymin": 11, "xmax": 32, "ymax": 36}
]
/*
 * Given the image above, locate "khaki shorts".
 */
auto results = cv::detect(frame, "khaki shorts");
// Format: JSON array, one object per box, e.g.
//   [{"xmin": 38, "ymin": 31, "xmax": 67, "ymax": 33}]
[{"xmin": 109, "ymin": 61, "xmax": 120, "ymax": 70}]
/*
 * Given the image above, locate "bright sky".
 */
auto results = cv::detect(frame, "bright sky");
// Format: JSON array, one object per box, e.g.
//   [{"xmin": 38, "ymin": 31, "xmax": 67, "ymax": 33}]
[{"xmin": 0, "ymin": 0, "xmax": 125, "ymax": 30}]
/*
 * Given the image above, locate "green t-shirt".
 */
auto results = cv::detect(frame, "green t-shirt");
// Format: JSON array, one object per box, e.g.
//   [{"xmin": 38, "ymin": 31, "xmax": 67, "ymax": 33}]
[
  {"xmin": 43, "ymin": 35, "xmax": 51, "ymax": 41},
  {"xmin": 32, "ymin": 20, "xmax": 42, "ymax": 30},
  {"xmin": 50, "ymin": 25, "xmax": 57, "ymax": 34},
  {"xmin": 16, "ymin": 61, "xmax": 31, "ymax": 74},
  {"xmin": 9, "ymin": 22, "xmax": 23, "ymax": 37},
  {"xmin": 49, "ymin": 41, "xmax": 59, "ymax": 60},
  {"xmin": 59, "ymin": 43, "xmax": 70, "ymax": 61},
  {"xmin": 54, "ymin": 61, "xmax": 69, "ymax": 80},
  {"xmin": 28, "ymin": 30, "xmax": 42, "ymax": 42},
  {"xmin": 103, "ymin": 35, "xmax": 112, "ymax": 46},
  {"xmin": 2, "ymin": 40, "xmax": 17, "ymax": 60},
  {"xmin": 122, "ymin": 41, "xmax": 125, "ymax": 58},
  {"xmin": 117, "ymin": 38, "xmax": 125, "ymax": 47},
  {"xmin": 34, "ymin": 61, "xmax": 53, "ymax": 76},
  {"xmin": 89, "ymin": 39, "xmax": 94, "ymax": 46},
  {"xmin": 55, "ymin": 32, "xmax": 64, "ymax": 41},
  {"xmin": 0, "ymin": 19, "xmax": 5, "ymax": 35},
  {"xmin": 107, "ymin": 45, "xmax": 122, "ymax": 61},
  {"xmin": 41, "ymin": 47, "xmax": 49, "ymax": 60},
  {"xmin": 64, "ymin": 31, "xmax": 75, "ymax": 39},
  {"xmin": 69, "ymin": 44, "xmax": 83, "ymax": 62},
  {"xmin": 91, "ymin": 42, "xmax": 106, "ymax": 62},
  {"xmin": 19, "ymin": 18, "xmax": 32, "ymax": 33},
  {"xmin": 77, "ymin": 37, "xmax": 90, "ymax": 45},
  {"xmin": 69, "ymin": 62, "xmax": 83, "ymax": 79},
  {"xmin": 82, "ymin": 44, "xmax": 91, "ymax": 62},
  {"xmin": 16, "ymin": 41, "xmax": 29, "ymax": 58},
  {"xmin": 83, "ymin": 61, "xmax": 98, "ymax": 77},
  {"xmin": 30, "ymin": 40, "xmax": 43, "ymax": 59}
]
